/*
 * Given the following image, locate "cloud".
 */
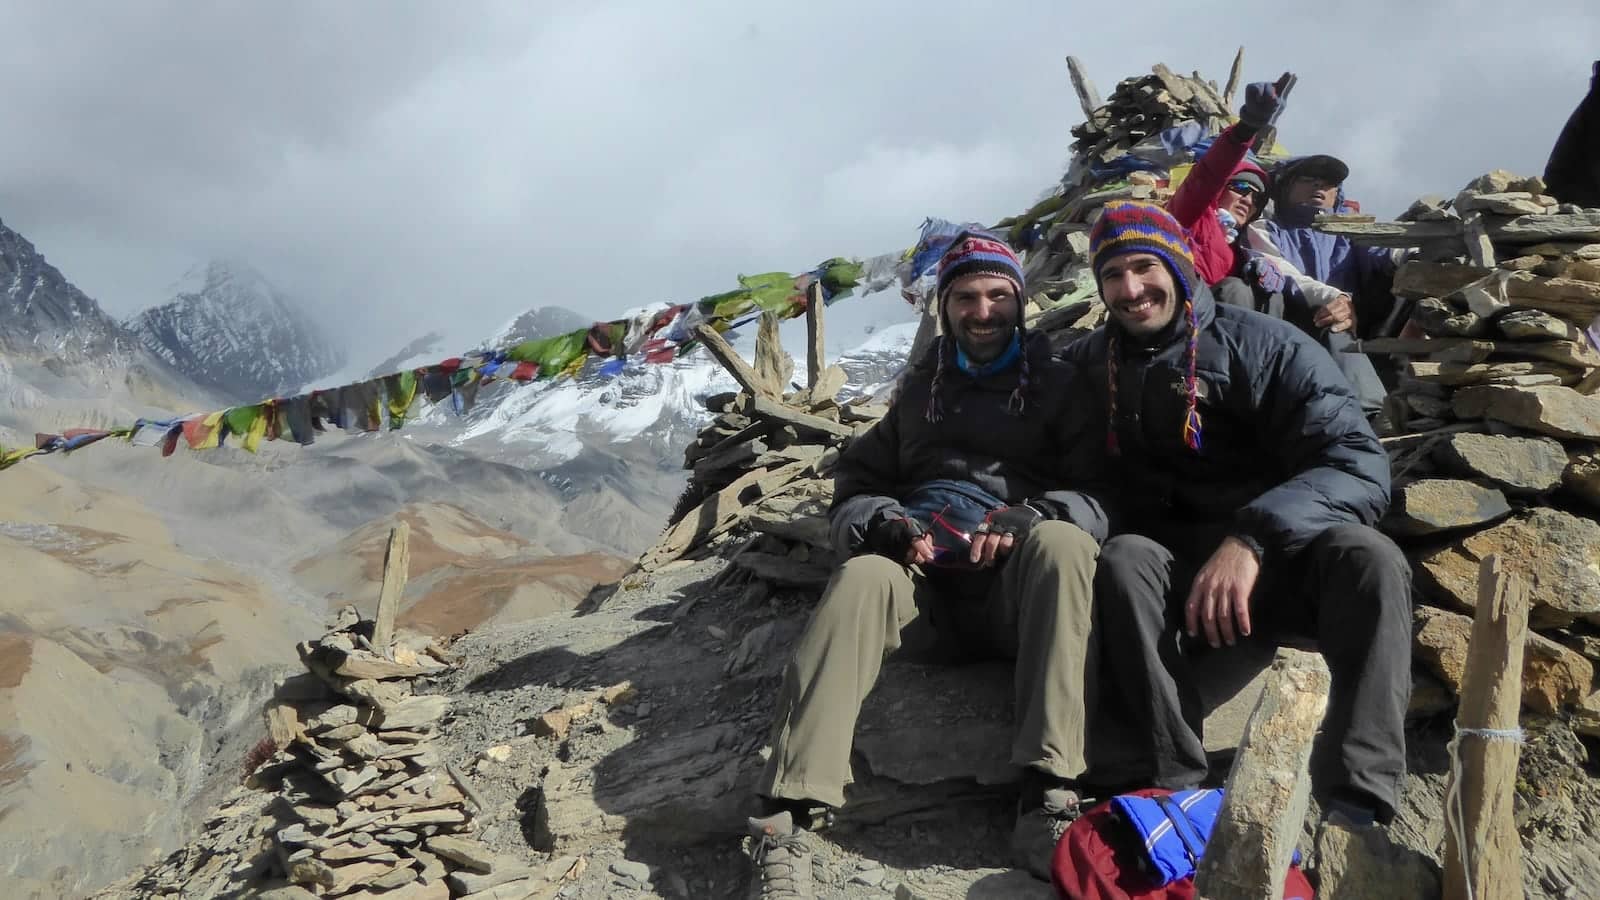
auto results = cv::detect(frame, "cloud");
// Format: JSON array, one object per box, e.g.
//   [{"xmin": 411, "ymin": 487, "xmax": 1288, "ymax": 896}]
[{"xmin": 1, "ymin": 0, "xmax": 1596, "ymax": 364}]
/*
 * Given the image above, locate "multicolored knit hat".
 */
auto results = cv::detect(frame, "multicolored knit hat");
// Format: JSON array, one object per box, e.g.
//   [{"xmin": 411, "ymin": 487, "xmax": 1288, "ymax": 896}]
[
  {"xmin": 926, "ymin": 230, "xmax": 1031, "ymax": 422},
  {"xmin": 1088, "ymin": 201, "xmax": 1205, "ymax": 455},
  {"xmin": 935, "ymin": 230, "xmax": 1025, "ymax": 329},
  {"xmin": 1088, "ymin": 201, "xmax": 1199, "ymax": 302}
]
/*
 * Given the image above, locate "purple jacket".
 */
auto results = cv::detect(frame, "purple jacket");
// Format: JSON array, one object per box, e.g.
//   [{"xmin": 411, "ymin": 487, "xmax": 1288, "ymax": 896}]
[{"xmin": 1262, "ymin": 199, "xmax": 1396, "ymax": 297}]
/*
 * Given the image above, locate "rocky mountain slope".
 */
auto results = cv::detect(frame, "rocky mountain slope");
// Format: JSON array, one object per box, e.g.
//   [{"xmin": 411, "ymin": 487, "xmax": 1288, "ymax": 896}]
[
  {"xmin": 125, "ymin": 260, "xmax": 346, "ymax": 402},
  {"xmin": 0, "ymin": 222, "xmax": 645, "ymax": 896},
  {"xmin": 0, "ymin": 217, "xmax": 124, "ymax": 360}
]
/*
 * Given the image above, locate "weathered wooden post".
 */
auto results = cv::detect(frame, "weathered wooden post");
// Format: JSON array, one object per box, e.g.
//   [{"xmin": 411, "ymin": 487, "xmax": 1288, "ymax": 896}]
[
  {"xmin": 1065, "ymin": 56, "xmax": 1102, "ymax": 120},
  {"xmin": 693, "ymin": 323, "xmax": 772, "ymax": 400},
  {"xmin": 753, "ymin": 311, "xmax": 794, "ymax": 396},
  {"xmin": 907, "ymin": 300, "xmax": 940, "ymax": 371},
  {"xmin": 1222, "ymin": 46, "xmax": 1246, "ymax": 107},
  {"xmin": 806, "ymin": 281, "xmax": 826, "ymax": 392},
  {"xmin": 1194, "ymin": 647, "xmax": 1330, "ymax": 900},
  {"xmin": 371, "ymin": 521, "xmax": 409, "ymax": 660},
  {"xmin": 1442, "ymin": 554, "xmax": 1527, "ymax": 900}
]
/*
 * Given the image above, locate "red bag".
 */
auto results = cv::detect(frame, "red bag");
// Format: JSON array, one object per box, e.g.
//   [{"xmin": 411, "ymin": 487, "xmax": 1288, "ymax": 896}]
[{"xmin": 1051, "ymin": 788, "xmax": 1315, "ymax": 900}]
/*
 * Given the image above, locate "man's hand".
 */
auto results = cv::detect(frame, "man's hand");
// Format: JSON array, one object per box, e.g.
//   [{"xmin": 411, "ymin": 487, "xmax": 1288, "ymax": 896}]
[
  {"xmin": 969, "ymin": 505, "xmax": 1043, "ymax": 567},
  {"xmin": 906, "ymin": 533, "xmax": 935, "ymax": 566},
  {"xmin": 968, "ymin": 531, "xmax": 1015, "ymax": 567},
  {"xmin": 864, "ymin": 514, "xmax": 926, "ymax": 564},
  {"xmin": 1185, "ymin": 536, "xmax": 1262, "ymax": 647},
  {"xmin": 1314, "ymin": 295, "xmax": 1356, "ymax": 333}
]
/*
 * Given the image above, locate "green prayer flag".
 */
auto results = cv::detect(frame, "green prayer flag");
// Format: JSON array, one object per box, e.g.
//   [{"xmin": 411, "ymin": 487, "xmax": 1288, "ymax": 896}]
[{"xmin": 507, "ymin": 329, "xmax": 588, "ymax": 373}]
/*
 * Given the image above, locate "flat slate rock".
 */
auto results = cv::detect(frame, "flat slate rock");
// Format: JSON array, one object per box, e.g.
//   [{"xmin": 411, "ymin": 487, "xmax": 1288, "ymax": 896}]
[
  {"xmin": 1430, "ymin": 432, "xmax": 1567, "ymax": 494},
  {"xmin": 1419, "ymin": 508, "xmax": 1600, "ymax": 630},
  {"xmin": 1452, "ymin": 385, "xmax": 1600, "ymax": 441},
  {"xmin": 1385, "ymin": 478, "xmax": 1510, "ymax": 537}
]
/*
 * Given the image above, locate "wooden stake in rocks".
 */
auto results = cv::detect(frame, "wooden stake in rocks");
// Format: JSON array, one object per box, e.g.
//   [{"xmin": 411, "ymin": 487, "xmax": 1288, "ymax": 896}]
[
  {"xmin": 1223, "ymin": 46, "xmax": 1246, "ymax": 107},
  {"xmin": 693, "ymin": 324, "xmax": 773, "ymax": 400},
  {"xmin": 1442, "ymin": 554, "xmax": 1527, "ymax": 900},
  {"xmin": 806, "ymin": 281, "xmax": 826, "ymax": 392},
  {"xmin": 1065, "ymin": 56, "xmax": 1102, "ymax": 121},
  {"xmin": 371, "ymin": 522, "xmax": 410, "ymax": 660},
  {"xmin": 753, "ymin": 311, "xmax": 794, "ymax": 396}
]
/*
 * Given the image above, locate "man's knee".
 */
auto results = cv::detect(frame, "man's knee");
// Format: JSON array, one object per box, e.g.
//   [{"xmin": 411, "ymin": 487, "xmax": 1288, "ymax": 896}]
[
  {"xmin": 1311, "ymin": 524, "xmax": 1408, "ymax": 578},
  {"xmin": 1307, "ymin": 523, "xmax": 1411, "ymax": 612},
  {"xmin": 1017, "ymin": 520, "xmax": 1098, "ymax": 567},
  {"xmin": 1095, "ymin": 534, "xmax": 1173, "ymax": 625},
  {"xmin": 1097, "ymin": 535, "xmax": 1168, "ymax": 585},
  {"xmin": 812, "ymin": 554, "xmax": 909, "ymax": 624},
  {"xmin": 1011, "ymin": 521, "xmax": 1098, "ymax": 616}
]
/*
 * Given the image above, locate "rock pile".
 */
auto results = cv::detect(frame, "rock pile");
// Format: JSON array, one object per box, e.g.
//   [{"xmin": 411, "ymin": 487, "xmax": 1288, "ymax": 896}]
[
  {"xmin": 1299, "ymin": 171, "xmax": 1600, "ymax": 731},
  {"xmin": 1066, "ymin": 61, "xmax": 1238, "ymax": 181},
  {"xmin": 101, "ymin": 608, "xmax": 543, "ymax": 900},
  {"xmin": 643, "ymin": 383, "xmax": 861, "ymax": 588},
  {"xmin": 994, "ymin": 56, "xmax": 1272, "ymax": 324}
]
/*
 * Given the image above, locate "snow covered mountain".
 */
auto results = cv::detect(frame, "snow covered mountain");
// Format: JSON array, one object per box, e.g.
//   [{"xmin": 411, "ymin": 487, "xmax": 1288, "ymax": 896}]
[
  {"xmin": 125, "ymin": 261, "xmax": 345, "ymax": 402},
  {"xmin": 484, "ymin": 306, "xmax": 591, "ymax": 348},
  {"xmin": 0, "ymin": 217, "xmax": 124, "ymax": 360},
  {"xmin": 835, "ymin": 320, "xmax": 918, "ymax": 402},
  {"xmin": 396, "ymin": 292, "xmax": 920, "ymax": 471},
  {"xmin": 365, "ymin": 330, "xmax": 449, "ymax": 380}
]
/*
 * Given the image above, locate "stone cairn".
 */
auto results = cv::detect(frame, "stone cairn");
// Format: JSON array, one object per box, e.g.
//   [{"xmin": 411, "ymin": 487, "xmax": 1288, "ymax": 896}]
[
  {"xmin": 994, "ymin": 54, "xmax": 1261, "ymax": 319},
  {"xmin": 1314, "ymin": 170, "xmax": 1600, "ymax": 728},
  {"xmin": 107, "ymin": 606, "xmax": 532, "ymax": 899},
  {"xmin": 639, "ymin": 337, "xmax": 867, "ymax": 591}
]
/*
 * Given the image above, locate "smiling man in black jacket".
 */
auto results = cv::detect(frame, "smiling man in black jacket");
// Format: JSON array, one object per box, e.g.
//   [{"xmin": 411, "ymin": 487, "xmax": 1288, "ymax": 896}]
[
  {"xmin": 743, "ymin": 231, "xmax": 1113, "ymax": 895},
  {"xmin": 1063, "ymin": 201, "xmax": 1411, "ymax": 828}
]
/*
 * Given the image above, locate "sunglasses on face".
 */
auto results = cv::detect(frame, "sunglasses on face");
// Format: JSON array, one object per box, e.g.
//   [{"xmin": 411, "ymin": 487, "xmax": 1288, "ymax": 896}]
[{"xmin": 1225, "ymin": 180, "xmax": 1265, "ymax": 198}]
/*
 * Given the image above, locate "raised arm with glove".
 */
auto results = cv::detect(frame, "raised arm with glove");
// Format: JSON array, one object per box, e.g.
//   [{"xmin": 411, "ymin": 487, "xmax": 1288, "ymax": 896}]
[{"xmin": 1166, "ymin": 72, "xmax": 1295, "ymax": 285}]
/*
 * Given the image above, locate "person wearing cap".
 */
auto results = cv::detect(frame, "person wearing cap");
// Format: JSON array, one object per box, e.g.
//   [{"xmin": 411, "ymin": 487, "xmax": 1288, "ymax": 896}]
[
  {"xmin": 743, "ymin": 231, "xmax": 1115, "ymax": 893},
  {"xmin": 1545, "ymin": 61, "xmax": 1600, "ymax": 209},
  {"xmin": 1263, "ymin": 153, "xmax": 1406, "ymax": 332},
  {"xmin": 1063, "ymin": 201, "xmax": 1411, "ymax": 828}
]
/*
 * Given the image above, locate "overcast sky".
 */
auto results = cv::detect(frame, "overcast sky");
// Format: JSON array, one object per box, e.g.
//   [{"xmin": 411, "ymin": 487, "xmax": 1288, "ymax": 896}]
[{"xmin": 2, "ymin": 0, "xmax": 1597, "ymax": 365}]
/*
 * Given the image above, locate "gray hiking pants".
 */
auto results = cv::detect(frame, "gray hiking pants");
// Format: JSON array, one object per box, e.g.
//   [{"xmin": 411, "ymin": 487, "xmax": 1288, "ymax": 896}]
[
  {"xmin": 1093, "ymin": 523, "xmax": 1412, "ymax": 816},
  {"xmin": 758, "ymin": 521, "xmax": 1099, "ymax": 809}
]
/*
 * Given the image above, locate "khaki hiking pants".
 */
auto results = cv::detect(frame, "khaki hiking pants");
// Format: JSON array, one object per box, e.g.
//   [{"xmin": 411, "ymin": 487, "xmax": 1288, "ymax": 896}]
[{"xmin": 758, "ymin": 520, "xmax": 1099, "ymax": 809}]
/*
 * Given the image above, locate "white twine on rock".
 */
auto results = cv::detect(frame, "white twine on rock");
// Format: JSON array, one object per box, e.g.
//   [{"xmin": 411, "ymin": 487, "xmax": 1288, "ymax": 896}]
[{"xmin": 1446, "ymin": 724, "xmax": 1526, "ymax": 900}]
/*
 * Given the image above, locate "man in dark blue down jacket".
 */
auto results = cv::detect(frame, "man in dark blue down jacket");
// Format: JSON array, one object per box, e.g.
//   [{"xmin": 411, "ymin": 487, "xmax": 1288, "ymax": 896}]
[
  {"xmin": 1063, "ymin": 201, "xmax": 1411, "ymax": 827},
  {"xmin": 744, "ymin": 231, "xmax": 1115, "ymax": 895}
]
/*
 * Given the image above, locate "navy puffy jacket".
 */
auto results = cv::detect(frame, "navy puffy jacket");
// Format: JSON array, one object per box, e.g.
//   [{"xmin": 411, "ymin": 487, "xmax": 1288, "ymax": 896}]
[{"xmin": 1059, "ymin": 281, "xmax": 1389, "ymax": 559}]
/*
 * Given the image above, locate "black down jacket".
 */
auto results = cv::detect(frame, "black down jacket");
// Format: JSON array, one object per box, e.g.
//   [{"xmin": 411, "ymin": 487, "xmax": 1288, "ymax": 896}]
[
  {"xmin": 1058, "ymin": 280, "xmax": 1389, "ymax": 560},
  {"xmin": 829, "ymin": 331, "xmax": 1114, "ymax": 556},
  {"xmin": 1546, "ymin": 62, "xmax": 1600, "ymax": 209}
]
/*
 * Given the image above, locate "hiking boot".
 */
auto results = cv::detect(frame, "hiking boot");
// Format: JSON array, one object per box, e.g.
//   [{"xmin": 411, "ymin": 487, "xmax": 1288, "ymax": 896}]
[
  {"xmin": 746, "ymin": 810, "xmax": 816, "ymax": 899},
  {"xmin": 1012, "ymin": 785, "xmax": 1081, "ymax": 881}
]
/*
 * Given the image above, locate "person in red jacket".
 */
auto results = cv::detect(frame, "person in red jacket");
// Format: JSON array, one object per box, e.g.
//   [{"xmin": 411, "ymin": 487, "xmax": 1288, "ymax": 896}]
[{"xmin": 1164, "ymin": 73, "xmax": 1294, "ymax": 286}]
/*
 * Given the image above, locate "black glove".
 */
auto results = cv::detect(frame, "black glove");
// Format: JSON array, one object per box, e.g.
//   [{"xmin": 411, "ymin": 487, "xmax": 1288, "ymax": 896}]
[
  {"xmin": 862, "ymin": 513, "xmax": 926, "ymax": 561},
  {"xmin": 1237, "ymin": 72, "xmax": 1296, "ymax": 135},
  {"xmin": 976, "ymin": 504, "xmax": 1045, "ymax": 542}
]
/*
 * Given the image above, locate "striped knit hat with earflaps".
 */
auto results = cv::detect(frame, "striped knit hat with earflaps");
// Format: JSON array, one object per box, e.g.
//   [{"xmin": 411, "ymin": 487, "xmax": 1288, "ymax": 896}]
[
  {"xmin": 926, "ymin": 230, "xmax": 1030, "ymax": 422},
  {"xmin": 1088, "ymin": 201, "xmax": 1205, "ymax": 455}
]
